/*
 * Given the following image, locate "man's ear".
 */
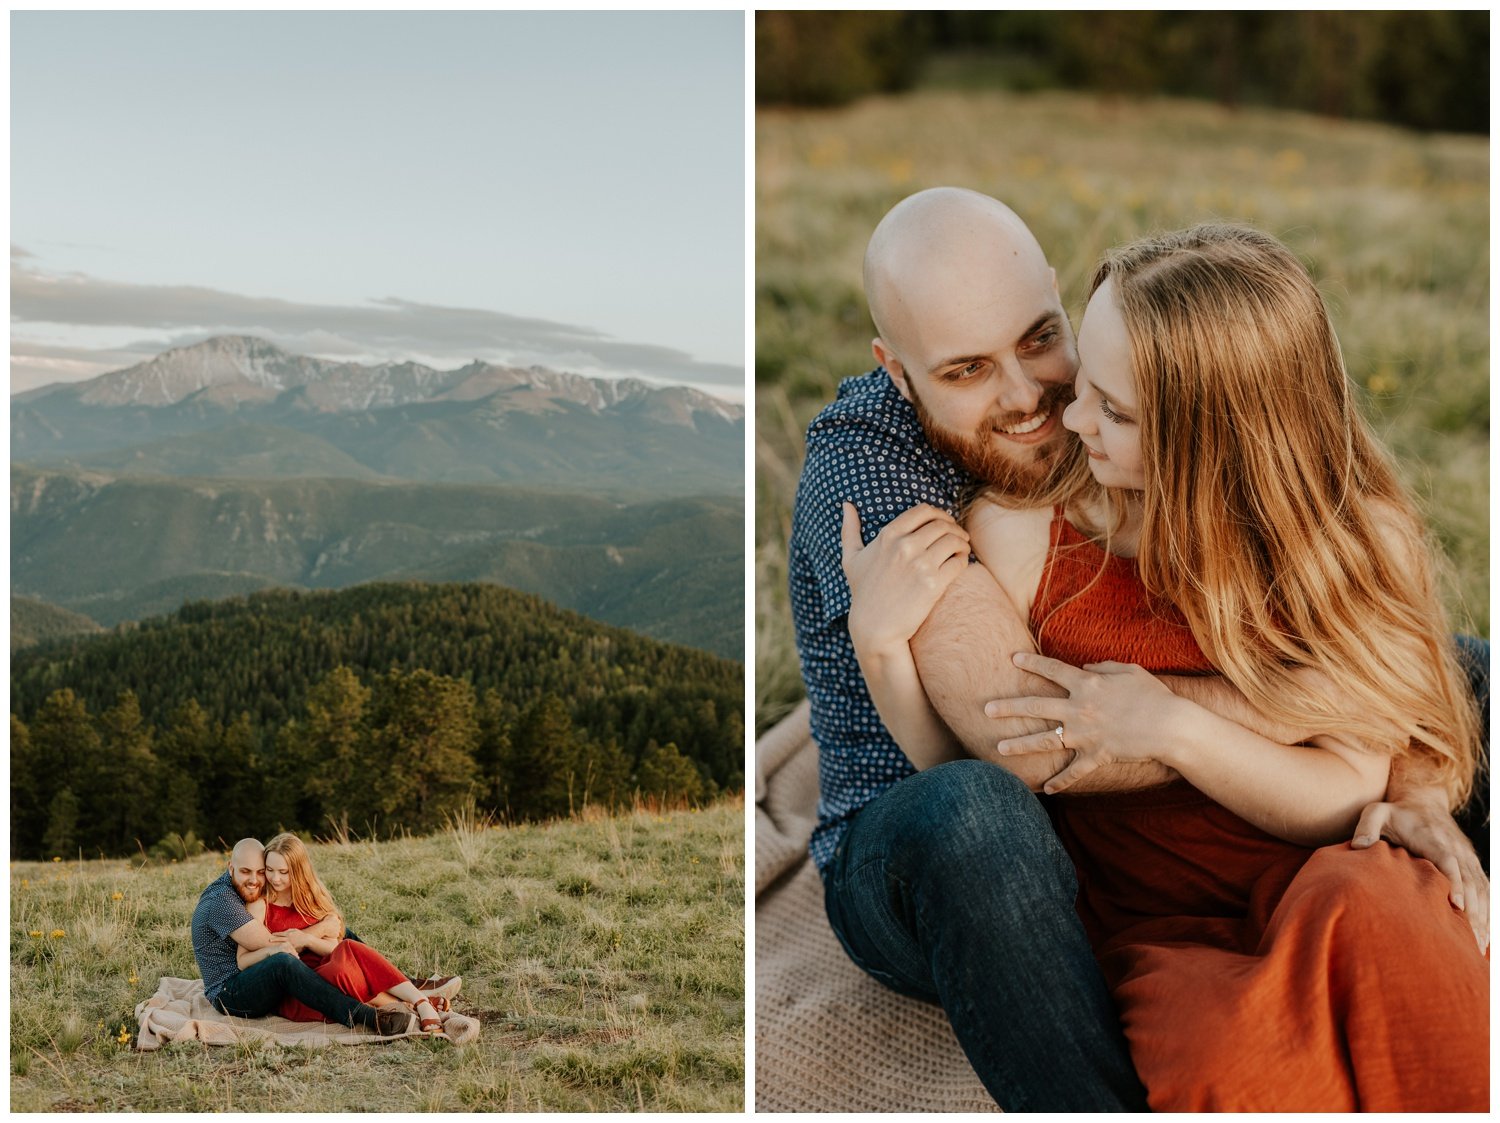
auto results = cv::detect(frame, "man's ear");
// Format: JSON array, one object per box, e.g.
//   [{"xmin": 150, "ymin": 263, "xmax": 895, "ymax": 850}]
[{"xmin": 873, "ymin": 338, "xmax": 912, "ymax": 403}]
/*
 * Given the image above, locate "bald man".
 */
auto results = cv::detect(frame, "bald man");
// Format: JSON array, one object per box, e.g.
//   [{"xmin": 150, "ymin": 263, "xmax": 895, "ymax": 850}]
[
  {"xmin": 190, "ymin": 838, "xmax": 413, "ymax": 1036},
  {"xmin": 787, "ymin": 187, "xmax": 1488, "ymax": 1110}
]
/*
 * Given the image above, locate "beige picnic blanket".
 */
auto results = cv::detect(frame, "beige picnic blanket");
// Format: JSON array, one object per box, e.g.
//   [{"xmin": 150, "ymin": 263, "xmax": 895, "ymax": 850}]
[
  {"xmin": 754, "ymin": 700, "xmax": 998, "ymax": 1112},
  {"xmin": 135, "ymin": 976, "xmax": 479, "ymax": 1049}
]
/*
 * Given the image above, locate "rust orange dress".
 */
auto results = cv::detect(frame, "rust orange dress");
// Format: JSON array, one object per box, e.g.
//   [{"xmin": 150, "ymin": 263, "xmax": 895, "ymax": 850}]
[
  {"xmin": 1034, "ymin": 514, "xmax": 1488, "ymax": 1111},
  {"xmin": 264, "ymin": 901, "xmax": 408, "ymax": 1022}
]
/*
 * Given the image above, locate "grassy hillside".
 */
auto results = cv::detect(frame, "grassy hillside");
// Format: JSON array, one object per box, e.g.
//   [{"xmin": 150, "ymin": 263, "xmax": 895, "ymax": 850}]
[
  {"xmin": 11, "ymin": 468, "xmax": 743, "ymax": 660},
  {"xmin": 757, "ymin": 88, "xmax": 1488, "ymax": 730},
  {"xmin": 10, "ymin": 803, "xmax": 744, "ymax": 1112}
]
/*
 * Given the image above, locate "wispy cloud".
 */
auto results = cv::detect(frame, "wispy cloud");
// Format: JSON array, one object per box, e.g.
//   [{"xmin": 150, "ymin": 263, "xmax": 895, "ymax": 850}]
[{"xmin": 10, "ymin": 254, "xmax": 743, "ymax": 395}]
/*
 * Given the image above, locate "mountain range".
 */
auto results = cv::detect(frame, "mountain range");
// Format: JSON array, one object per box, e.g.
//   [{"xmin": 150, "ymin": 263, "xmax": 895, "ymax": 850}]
[
  {"xmin": 11, "ymin": 336, "xmax": 744, "ymax": 658},
  {"xmin": 13, "ymin": 335, "xmax": 744, "ymax": 495}
]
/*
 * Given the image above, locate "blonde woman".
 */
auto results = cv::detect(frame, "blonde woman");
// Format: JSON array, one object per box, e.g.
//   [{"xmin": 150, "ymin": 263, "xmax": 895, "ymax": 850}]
[
  {"xmin": 239, "ymin": 833, "xmax": 448, "ymax": 1036},
  {"xmin": 851, "ymin": 225, "xmax": 1486, "ymax": 1109}
]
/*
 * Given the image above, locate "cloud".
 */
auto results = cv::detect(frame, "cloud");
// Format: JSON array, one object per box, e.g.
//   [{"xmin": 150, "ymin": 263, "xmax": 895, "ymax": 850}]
[{"xmin": 10, "ymin": 256, "xmax": 744, "ymax": 391}]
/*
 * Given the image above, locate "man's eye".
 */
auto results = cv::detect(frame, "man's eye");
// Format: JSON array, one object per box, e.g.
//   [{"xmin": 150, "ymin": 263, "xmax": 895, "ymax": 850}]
[
  {"xmin": 948, "ymin": 361, "xmax": 982, "ymax": 380},
  {"xmin": 1028, "ymin": 330, "xmax": 1058, "ymax": 349}
]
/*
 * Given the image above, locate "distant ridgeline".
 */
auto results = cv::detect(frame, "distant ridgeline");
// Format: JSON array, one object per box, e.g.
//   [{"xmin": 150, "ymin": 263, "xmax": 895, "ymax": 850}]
[
  {"xmin": 10, "ymin": 583, "xmax": 744, "ymax": 860},
  {"xmin": 11, "ymin": 334, "xmax": 746, "ymax": 660}
]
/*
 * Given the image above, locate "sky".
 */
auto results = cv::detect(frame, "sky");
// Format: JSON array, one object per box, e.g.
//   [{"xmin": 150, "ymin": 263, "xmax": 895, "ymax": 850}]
[{"xmin": 10, "ymin": 11, "xmax": 746, "ymax": 398}]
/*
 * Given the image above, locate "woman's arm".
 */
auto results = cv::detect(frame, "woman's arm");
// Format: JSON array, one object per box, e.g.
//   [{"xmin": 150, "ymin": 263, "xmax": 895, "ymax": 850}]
[
  {"xmin": 993, "ymin": 654, "xmax": 1391, "ymax": 845},
  {"xmin": 840, "ymin": 501, "xmax": 971, "ymax": 769},
  {"xmin": 283, "ymin": 912, "xmax": 343, "ymax": 957}
]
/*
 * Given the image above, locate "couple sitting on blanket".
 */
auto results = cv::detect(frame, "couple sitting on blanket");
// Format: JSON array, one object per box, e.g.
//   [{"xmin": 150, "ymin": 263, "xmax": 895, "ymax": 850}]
[
  {"xmin": 191, "ymin": 834, "xmax": 457, "ymax": 1039},
  {"xmin": 791, "ymin": 188, "xmax": 1488, "ymax": 1110}
]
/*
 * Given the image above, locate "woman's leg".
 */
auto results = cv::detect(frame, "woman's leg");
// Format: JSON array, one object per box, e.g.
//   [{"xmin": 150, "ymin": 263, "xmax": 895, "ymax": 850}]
[
  {"xmin": 1112, "ymin": 841, "xmax": 1488, "ymax": 1111},
  {"xmin": 322, "ymin": 940, "xmax": 445, "ymax": 1032}
]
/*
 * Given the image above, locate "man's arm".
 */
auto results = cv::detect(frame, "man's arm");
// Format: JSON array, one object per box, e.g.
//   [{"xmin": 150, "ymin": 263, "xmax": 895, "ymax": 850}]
[
  {"xmin": 913, "ymin": 563, "xmax": 1177, "ymax": 791},
  {"xmin": 228, "ymin": 917, "xmax": 286, "ymax": 952},
  {"xmin": 842, "ymin": 502, "xmax": 970, "ymax": 769},
  {"xmin": 230, "ymin": 912, "xmax": 294, "ymax": 969},
  {"xmin": 236, "ymin": 940, "xmax": 296, "ymax": 969}
]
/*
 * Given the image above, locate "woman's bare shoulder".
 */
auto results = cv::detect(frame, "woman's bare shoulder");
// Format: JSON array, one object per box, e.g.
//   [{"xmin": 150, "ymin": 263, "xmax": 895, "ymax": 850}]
[{"xmin": 963, "ymin": 496, "xmax": 1052, "ymax": 609}]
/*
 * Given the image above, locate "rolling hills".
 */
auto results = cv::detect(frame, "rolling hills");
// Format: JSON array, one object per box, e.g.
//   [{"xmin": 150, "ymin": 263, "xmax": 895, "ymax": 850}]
[{"xmin": 12, "ymin": 466, "xmax": 743, "ymax": 659}]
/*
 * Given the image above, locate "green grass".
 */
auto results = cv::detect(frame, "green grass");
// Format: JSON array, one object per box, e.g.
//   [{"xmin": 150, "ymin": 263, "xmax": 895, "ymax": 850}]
[
  {"xmin": 10, "ymin": 802, "xmax": 744, "ymax": 1111},
  {"xmin": 757, "ymin": 87, "xmax": 1488, "ymax": 732}
]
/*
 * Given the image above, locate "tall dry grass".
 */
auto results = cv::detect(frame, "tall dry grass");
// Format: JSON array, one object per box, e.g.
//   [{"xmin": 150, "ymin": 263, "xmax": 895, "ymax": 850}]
[{"xmin": 757, "ymin": 88, "xmax": 1488, "ymax": 732}]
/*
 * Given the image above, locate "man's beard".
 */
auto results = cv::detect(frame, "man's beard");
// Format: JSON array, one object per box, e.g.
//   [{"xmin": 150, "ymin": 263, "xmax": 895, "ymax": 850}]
[
  {"xmin": 235, "ymin": 881, "xmax": 262, "ymax": 903},
  {"xmin": 908, "ymin": 380, "xmax": 1078, "ymax": 500}
]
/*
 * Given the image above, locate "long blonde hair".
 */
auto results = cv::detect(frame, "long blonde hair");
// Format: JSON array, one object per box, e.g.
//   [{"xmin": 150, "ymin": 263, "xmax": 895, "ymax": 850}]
[
  {"xmin": 264, "ymin": 832, "xmax": 346, "ymax": 937},
  {"xmin": 1088, "ymin": 223, "xmax": 1479, "ymax": 806}
]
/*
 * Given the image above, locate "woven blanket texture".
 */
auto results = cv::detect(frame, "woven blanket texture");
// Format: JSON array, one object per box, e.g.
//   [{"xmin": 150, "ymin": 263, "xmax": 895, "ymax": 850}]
[
  {"xmin": 135, "ymin": 975, "xmax": 479, "ymax": 1049},
  {"xmin": 755, "ymin": 701, "xmax": 998, "ymax": 1112}
]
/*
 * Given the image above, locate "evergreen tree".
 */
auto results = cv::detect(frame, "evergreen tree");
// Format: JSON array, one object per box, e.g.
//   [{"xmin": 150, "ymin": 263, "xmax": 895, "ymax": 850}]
[
  {"xmin": 504, "ymin": 693, "xmax": 583, "ymax": 820},
  {"xmin": 26, "ymin": 690, "xmax": 103, "ymax": 857},
  {"xmin": 98, "ymin": 691, "xmax": 162, "ymax": 854},
  {"xmin": 42, "ymin": 787, "xmax": 80, "ymax": 859},
  {"xmin": 10, "ymin": 715, "xmax": 38, "ymax": 854},
  {"xmin": 637, "ymin": 740, "xmax": 705, "ymax": 807},
  {"xmin": 579, "ymin": 736, "xmax": 632, "ymax": 810},
  {"xmin": 474, "ymin": 689, "xmax": 515, "ymax": 817},
  {"xmin": 364, "ymin": 668, "xmax": 480, "ymax": 835},
  {"xmin": 290, "ymin": 666, "xmax": 373, "ymax": 832},
  {"xmin": 156, "ymin": 699, "xmax": 217, "ymax": 842},
  {"xmin": 208, "ymin": 713, "xmax": 266, "ymax": 847}
]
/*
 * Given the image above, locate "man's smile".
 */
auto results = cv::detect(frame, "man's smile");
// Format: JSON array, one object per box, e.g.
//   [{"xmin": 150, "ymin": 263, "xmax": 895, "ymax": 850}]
[{"xmin": 991, "ymin": 402, "xmax": 1061, "ymax": 444}]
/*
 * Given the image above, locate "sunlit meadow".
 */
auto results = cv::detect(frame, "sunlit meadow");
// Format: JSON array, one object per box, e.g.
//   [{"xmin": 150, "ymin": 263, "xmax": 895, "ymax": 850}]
[
  {"xmin": 757, "ymin": 88, "xmax": 1488, "ymax": 731},
  {"xmin": 10, "ymin": 803, "xmax": 744, "ymax": 1112}
]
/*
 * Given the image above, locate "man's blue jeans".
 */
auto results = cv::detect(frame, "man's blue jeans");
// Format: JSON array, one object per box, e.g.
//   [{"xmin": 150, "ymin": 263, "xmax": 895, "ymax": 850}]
[
  {"xmin": 213, "ymin": 952, "xmax": 377, "ymax": 1029},
  {"xmin": 823, "ymin": 760, "xmax": 1149, "ymax": 1111},
  {"xmin": 1456, "ymin": 635, "xmax": 1489, "ymax": 869}
]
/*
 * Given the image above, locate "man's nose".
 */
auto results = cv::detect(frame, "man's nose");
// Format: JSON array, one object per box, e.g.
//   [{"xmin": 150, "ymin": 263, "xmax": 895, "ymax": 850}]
[{"xmin": 994, "ymin": 356, "xmax": 1044, "ymax": 415}]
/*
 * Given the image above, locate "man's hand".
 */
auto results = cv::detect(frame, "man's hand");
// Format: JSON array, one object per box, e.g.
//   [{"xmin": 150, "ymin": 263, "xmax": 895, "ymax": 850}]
[
  {"xmin": 840, "ymin": 502, "xmax": 969, "ymax": 657},
  {"xmin": 1353, "ymin": 796, "xmax": 1489, "ymax": 953}
]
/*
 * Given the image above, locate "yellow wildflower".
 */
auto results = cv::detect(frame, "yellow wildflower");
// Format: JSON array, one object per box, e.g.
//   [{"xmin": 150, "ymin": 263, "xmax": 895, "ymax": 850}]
[
  {"xmin": 28, "ymin": 930, "xmax": 42, "ymax": 938},
  {"xmin": 116, "ymin": 1024, "xmax": 131, "ymax": 1045},
  {"xmin": 128, "ymin": 973, "xmax": 139, "ymax": 986},
  {"xmin": 51, "ymin": 857, "xmax": 61, "ymax": 863},
  {"xmin": 111, "ymin": 892, "xmax": 124, "ymax": 901},
  {"xmin": 50, "ymin": 929, "xmax": 65, "ymax": 938}
]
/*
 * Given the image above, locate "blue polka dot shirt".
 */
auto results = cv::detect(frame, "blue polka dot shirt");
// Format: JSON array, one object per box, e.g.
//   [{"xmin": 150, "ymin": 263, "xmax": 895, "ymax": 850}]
[
  {"xmin": 789, "ymin": 368, "xmax": 975, "ymax": 873},
  {"xmin": 191, "ymin": 871, "xmax": 254, "ymax": 1002}
]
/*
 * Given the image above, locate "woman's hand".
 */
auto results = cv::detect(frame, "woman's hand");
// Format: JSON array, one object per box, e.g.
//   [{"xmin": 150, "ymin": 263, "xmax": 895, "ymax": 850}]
[
  {"xmin": 1353, "ymin": 795, "xmax": 1489, "ymax": 953},
  {"xmin": 985, "ymin": 653, "xmax": 1188, "ymax": 794},
  {"xmin": 840, "ymin": 502, "xmax": 969, "ymax": 656}
]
